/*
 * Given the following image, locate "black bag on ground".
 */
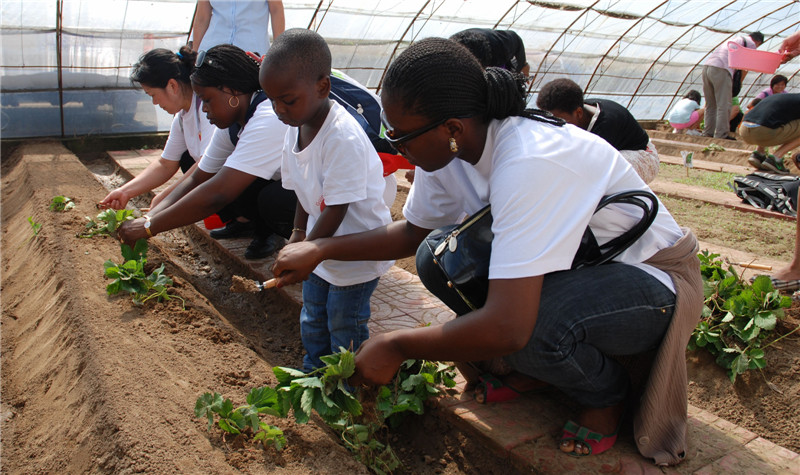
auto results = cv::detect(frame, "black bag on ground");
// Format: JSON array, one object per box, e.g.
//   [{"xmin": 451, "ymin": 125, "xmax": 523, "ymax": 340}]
[
  {"xmin": 417, "ymin": 190, "xmax": 659, "ymax": 312},
  {"xmin": 732, "ymin": 172, "xmax": 800, "ymax": 216}
]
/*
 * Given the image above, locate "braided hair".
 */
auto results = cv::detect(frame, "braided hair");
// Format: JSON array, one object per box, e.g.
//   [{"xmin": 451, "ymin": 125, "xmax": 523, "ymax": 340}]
[
  {"xmin": 130, "ymin": 46, "xmax": 196, "ymax": 88},
  {"xmin": 191, "ymin": 44, "xmax": 261, "ymax": 94},
  {"xmin": 382, "ymin": 37, "xmax": 527, "ymax": 123}
]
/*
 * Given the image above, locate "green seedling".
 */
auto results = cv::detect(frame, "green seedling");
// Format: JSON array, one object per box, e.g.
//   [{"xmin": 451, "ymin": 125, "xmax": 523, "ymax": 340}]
[
  {"xmin": 195, "ymin": 387, "xmax": 286, "ymax": 450},
  {"xmin": 197, "ymin": 349, "xmax": 456, "ymax": 473},
  {"xmin": 20, "ymin": 216, "xmax": 43, "ymax": 247},
  {"xmin": 49, "ymin": 195, "xmax": 75, "ymax": 211},
  {"xmin": 103, "ymin": 240, "xmax": 184, "ymax": 307},
  {"xmin": 689, "ymin": 251, "xmax": 797, "ymax": 382},
  {"xmin": 79, "ymin": 208, "xmax": 134, "ymax": 238},
  {"xmin": 701, "ymin": 143, "xmax": 726, "ymax": 153}
]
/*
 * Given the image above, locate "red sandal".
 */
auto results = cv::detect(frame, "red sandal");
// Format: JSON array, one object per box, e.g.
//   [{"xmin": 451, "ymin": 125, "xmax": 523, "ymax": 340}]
[
  {"xmin": 473, "ymin": 374, "xmax": 522, "ymax": 404},
  {"xmin": 559, "ymin": 420, "xmax": 619, "ymax": 457}
]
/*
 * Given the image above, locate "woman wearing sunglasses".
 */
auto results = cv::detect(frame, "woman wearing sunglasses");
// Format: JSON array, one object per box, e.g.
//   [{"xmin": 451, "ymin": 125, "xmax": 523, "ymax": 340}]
[
  {"xmin": 100, "ymin": 46, "xmax": 214, "ymax": 211},
  {"xmin": 119, "ymin": 44, "xmax": 295, "ymax": 259},
  {"xmin": 271, "ymin": 38, "xmax": 702, "ymax": 465}
]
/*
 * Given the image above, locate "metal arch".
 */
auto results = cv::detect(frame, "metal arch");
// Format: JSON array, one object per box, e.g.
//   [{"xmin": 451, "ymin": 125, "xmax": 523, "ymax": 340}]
[
  {"xmin": 307, "ymin": 0, "xmax": 331, "ymax": 30},
  {"xmin": 493, "ymin": 0, "xmax": 530, "ymax": 30},
  {"xmin": 625, "ymin": 0, "xmax": 737, "ymax": 115},
  {"xmin": 738, "ymin": 19, "xmax": 800, "ymax": 102},
  {"xmin": 670, "ymin": 1, "xmax": 792, "ymax": 116},
  {"xmin": 375, "ymin": 0, "xmax": 434, "ymax": 94},
  {"xmin": 527, "ymin": 0, "xmax": 604, "ymax": 93},
  {"xmin": 584, "ymin": 0, "xmax": 670, "ymax": 95},
  {"xmin": 57, "ymin": 0, "xmax": 64, "ymax": 137}
]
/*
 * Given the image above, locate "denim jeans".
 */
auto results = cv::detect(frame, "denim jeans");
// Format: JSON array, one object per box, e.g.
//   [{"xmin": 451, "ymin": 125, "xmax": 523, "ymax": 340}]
[
  {"xmin": 418, "ymin": 260, "xmax": 675, "ymax": 408},
  {"xmin": 300, "ymin": 272, "xmax": 379, "ymax": 372}
]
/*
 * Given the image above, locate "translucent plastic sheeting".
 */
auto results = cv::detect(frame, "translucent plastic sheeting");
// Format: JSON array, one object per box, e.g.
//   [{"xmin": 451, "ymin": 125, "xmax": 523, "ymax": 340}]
[{"xmin": 2, "ymin": 0, "xmax": 799, "ymax": 138}]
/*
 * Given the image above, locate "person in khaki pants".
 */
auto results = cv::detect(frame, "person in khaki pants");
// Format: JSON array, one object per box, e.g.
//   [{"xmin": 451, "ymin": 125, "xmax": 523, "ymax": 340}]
[{"xmin": 739, "ymin": 93, "xmax": 800, "ymax": 174}]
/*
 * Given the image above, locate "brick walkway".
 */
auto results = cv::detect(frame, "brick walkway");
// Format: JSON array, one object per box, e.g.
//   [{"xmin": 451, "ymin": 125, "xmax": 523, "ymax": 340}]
[{"xmin": 109, "ymin": 149, "xmax": 799, "ymax": 474}]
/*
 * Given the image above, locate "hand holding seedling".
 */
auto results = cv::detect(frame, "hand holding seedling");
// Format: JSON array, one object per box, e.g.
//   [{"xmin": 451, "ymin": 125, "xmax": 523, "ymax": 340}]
[
  {"xmin": 351, "ymin": 332, "xmax": 407, "ymax": 386},
  {"xmin": 118, "ymin": 217, "xmax": 151, "ymax": 246},
  {"xmin": 98, "ymin": 189, "xmax": 131, "ymax": 210}
]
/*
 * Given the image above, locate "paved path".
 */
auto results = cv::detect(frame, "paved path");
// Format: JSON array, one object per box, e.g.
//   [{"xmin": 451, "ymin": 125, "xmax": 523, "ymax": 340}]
[{"xmin": 108, "ymin": 149, "xmax": 799, "ymax": 474}]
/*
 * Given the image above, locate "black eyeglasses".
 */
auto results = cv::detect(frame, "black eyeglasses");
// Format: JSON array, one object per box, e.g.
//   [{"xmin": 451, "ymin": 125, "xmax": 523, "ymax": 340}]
[{"xmin": 380, "ymin": 109, "xmax": 452, "ymax": 153}]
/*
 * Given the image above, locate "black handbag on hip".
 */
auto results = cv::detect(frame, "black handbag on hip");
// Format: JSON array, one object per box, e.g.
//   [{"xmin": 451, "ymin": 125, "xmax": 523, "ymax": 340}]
[{"xmin": 417, "ymin": 190, "xmax": 659, "ymax": 312}]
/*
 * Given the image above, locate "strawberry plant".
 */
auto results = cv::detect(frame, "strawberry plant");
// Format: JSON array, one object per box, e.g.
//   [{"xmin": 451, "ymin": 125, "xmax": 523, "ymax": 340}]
[
  {"xmin": 376, "ymin": 359, "xmax": 456, "ymax": 428},
  {"xmin": 196, "ymin": 349, "xmax": 456, "ymax": 474},
  {"xmin": 78, "ymin": 208, "xmax": 134, "ymax": 238},
  {"xmin": 28, "ymin": 217, "xmax": 42, "ymax": 238},
  {"xmin": 195, "ymin": 387, "xmax": 286, "ymax": 450},
  {"xmin": 103, "ymin": 239, "xmax": 184, "ymax": 307},
  {"xmin": 49, "ymin": 195, "xmax": 75, "ymax": 211},
  {"xmin": 689, "ymin": 251, "xmax": 796, "ymax": 382}
]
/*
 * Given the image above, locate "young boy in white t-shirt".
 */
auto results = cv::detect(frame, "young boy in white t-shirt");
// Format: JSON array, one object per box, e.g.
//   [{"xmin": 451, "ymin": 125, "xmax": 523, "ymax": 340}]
[{"xmin": 259, "ymin": 28, "xmax": 393, "ymax": 372}]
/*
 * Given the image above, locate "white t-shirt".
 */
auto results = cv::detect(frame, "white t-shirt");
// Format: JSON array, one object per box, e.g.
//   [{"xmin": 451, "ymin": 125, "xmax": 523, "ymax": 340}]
[
  {"xmin": 667, "ymin": 98, "xmax": 701, "ymax": 124},
  {"xmin": 404, "ymin": 117, "xmax": 684, "ymax": 292},
  {"xmin": 198, "ymin": 95, "xmax": 288, "ymax": 180},
  {"xmin": 281, "ymin": 101, "xmax": 394, "ymax": 286},
  {"xmin": 162, "ymin": 94, "xmax": 215, "ymax": 162}
]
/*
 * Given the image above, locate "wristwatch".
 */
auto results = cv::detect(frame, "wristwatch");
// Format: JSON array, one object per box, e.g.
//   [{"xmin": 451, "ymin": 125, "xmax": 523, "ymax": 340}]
[{"xmin": 143, "ymin": 215, "xmax": 154, "ymax": 237}]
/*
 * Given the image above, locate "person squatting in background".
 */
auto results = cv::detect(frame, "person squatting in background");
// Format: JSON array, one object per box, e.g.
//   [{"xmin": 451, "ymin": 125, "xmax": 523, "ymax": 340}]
[
  {"xmin": 668, "ymin": 90, "xmax": 704, "ymax": 135},
  {"xmin": 537, "ymin": 78, "xmax": 660, "ymax": 183}
]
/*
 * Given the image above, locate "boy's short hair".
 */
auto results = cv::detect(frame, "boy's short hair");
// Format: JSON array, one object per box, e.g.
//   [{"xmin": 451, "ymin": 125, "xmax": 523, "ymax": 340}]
[
  {"xmin": 536, "ymin": 78, "xmax": 584, "ymax": 112},
  {"xmin": 685, "ymin": 89, "xmax": 702, "ymax": 104},
  {"xmin": 264, "ymin": 28, "xmax": 331, "ymax": 82},
  {"xmin": 750, "ymin": 31, "xmax": 765, "ymax": 45}
]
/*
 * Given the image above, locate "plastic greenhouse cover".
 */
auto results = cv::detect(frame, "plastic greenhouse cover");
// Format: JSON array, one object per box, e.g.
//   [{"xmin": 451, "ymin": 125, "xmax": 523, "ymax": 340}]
[{"xmin": 1, "ymin": 0, "xmax": 799, "ymax": 138}]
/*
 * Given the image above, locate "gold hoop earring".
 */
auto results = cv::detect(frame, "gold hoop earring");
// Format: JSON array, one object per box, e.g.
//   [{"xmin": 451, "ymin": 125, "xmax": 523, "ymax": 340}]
[
  {"xmin": 228, "ymin": 95, "xmax": 240, "ymax": 108},
  {"xmin": 449, "ymin": 137, "xmax": 458, "ymax": 153}
]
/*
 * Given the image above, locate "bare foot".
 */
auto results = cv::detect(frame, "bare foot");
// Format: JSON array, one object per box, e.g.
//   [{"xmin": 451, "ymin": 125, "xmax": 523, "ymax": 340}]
[
  {"xmin": 772, "ymin": 265, "xmax": 800, "ymax": 282},
  {"xmin": 560, "ymin": 403, "xmax": 625, "ymax": 456}
]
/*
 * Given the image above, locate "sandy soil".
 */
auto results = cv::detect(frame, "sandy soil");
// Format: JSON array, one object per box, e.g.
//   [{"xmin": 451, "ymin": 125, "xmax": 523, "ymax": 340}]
[{"xmin": 0, "ymin": 143, "xmax": 520, "ymax": 474}]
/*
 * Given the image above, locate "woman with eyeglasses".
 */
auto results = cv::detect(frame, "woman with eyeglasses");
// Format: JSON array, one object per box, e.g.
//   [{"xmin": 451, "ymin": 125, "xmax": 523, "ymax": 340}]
[
  {"xmin": 118, "ymin": 44, "xmax": 296, "ymax": 260},
  {"xmin": 100, "ymin": 46, "xmax": 214, "ymax": 211},
  {"xmin": 271, "ymin": 38, "xmax": 702, "ymax": 465}
]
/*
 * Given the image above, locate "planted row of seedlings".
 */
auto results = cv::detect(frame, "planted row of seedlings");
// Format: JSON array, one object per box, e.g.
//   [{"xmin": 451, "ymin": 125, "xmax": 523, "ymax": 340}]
[{"xmin": 38, "ymin": 194, "xmax": 799, "ymax": 472}]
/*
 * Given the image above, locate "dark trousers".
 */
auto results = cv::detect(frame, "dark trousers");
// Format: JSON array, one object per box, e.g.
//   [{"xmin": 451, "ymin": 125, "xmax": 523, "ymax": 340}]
[{"xmin": 217, "ymin": 178, "xmax": 296, "ymax": 239}]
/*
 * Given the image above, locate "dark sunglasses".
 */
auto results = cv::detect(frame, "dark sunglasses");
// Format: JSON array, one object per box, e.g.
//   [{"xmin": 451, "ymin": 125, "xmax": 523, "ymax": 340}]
[
  {"xmin": 195, "ymin": 50, "xmax": 213, "ymax": 68},
  {"xmin": 380, "ymin": 109, "xmax": 449, "ymax": 148}
]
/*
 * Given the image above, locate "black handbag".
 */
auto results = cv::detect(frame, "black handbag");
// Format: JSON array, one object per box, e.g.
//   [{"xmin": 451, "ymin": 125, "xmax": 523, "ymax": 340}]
[{"xmin": 417, "ymin": 190, "xmax": 659, "ymax": 312}]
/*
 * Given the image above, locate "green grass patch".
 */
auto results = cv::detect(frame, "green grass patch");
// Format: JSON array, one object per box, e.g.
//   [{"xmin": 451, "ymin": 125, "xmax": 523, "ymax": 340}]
[
  {"xmin": 659, "ymin": 163, "xmax": 739, "ymax": 192},
  {"xmin": 660, "ymin": 195, "xmax": 795, "ymax": 261}
]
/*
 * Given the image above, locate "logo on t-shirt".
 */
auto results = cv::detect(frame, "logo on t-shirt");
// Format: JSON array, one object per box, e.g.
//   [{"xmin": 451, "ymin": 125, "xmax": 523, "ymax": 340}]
[{"xmin": 316, "ymin": 196, "xmax": 326, "ymax": 212}]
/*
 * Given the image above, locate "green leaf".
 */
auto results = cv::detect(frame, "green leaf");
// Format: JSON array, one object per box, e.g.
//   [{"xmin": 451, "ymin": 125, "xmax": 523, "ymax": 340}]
[
  {"xmin": 218, "ymin": 418, "xmax": 240, "ymax": 434},
  {"xmin": 273, "ymin": 366, "xmax": 306, "ymax": 386},
  {"xmin": 754, "ymin": 311, "xmax": 777, "ymax": 330}
]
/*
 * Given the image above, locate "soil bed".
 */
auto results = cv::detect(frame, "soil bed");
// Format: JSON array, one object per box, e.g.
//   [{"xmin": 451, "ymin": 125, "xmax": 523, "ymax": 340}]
[{"xmin": 1, "ymin": 142, "xmax": 520, "ymax": 474}]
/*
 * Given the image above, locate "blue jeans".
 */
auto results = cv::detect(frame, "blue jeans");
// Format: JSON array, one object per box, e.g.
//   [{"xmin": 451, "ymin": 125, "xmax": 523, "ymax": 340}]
[
  {"xmin": 300, "ymin": 273, "xmax": 379, "ymax": 372},
  {"xmin": 419, "ymin": 261, "xmax": 675, "ymax": 408}
]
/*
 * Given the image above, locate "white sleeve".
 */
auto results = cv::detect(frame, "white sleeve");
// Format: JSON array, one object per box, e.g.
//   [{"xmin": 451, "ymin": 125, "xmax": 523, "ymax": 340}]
[
  {"xmin": 161, "ymin": 114, "xmax": 187, "ymax": 161},
  {"xmin": 198, "ymin": 127, "xmax": 235, "ymax": 174},
  {"xmin": 222, "ymin": 102, "xmax": 287, "ymax": 181}
]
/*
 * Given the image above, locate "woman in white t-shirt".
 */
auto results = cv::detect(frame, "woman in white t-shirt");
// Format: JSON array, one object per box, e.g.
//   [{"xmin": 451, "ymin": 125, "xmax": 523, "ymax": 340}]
[
  {"xmin": 100, "ymin": 47, "xmax": 214, "ymax": 210},
  {"xmin": 271, "ymin": 38, "xmax": 703, "ymax": 466}
]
